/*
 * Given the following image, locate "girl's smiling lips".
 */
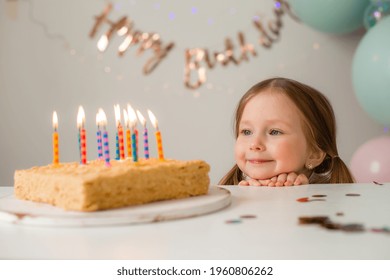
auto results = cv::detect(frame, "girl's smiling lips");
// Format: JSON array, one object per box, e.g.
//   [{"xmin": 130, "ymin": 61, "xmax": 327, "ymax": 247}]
[{"xmin": 247, "ymin": 159, "xmax": 272, "ymax": 164}]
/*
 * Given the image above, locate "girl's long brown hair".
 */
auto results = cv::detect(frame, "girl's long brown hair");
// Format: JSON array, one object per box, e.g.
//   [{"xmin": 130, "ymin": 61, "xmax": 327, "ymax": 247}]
[{"xmin": 219, "ymin": 77, "xmax": 355, "ymax": 185}]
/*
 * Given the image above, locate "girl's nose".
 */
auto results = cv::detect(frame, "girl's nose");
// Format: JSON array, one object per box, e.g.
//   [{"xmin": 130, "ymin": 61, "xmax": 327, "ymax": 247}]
[{"xmin": 250, "ymin": 142, "xmax": 265, "ymax": 151}]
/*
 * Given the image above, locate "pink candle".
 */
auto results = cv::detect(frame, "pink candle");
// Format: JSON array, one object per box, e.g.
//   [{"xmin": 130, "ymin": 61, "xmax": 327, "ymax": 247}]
[
  {"xmin": 77, "ymin": 106, "xmax": 87, "ymax": 164},
  {"xmin": 96, "ymin": 112, "xmax": 103, "ymax": 160}
]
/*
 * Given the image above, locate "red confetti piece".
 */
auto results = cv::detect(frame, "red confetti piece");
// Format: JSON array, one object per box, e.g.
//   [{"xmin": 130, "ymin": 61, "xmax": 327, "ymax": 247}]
[{"xmin": 240, "ymin": 215, "xmax": 257, "ymax": 219}]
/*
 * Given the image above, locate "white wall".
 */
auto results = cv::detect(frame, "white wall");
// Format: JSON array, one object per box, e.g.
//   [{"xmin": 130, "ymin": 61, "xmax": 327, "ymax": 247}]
[{"xmin": 0, "ymin": 0, "xmax": 383, "ymax": 186}]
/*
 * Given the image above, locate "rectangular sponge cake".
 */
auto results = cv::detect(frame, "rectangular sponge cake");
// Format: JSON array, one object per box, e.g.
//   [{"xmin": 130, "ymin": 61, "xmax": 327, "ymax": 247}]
[{"xmin": 14, "ymin": 159, "xmax": 210, "ymax": 212}]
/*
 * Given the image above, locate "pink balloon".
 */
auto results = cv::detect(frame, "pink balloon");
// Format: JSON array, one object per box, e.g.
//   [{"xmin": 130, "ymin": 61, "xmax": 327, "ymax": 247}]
[{"xmin": 350, "ymin": 136, "xmax": 390, "ymax": 183}]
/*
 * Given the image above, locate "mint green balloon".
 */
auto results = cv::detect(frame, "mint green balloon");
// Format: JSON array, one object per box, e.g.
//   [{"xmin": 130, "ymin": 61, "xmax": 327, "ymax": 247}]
[
  {"xmin": 289, "ymin": 0, "xmax": 369, "ymax": 34},
  {"xmin": 352, "ymin": 16, "xmax": 390, "ymax": 126}
]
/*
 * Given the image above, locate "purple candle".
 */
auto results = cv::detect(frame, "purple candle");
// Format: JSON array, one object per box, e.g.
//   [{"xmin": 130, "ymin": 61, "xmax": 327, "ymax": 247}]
[{"xmin": 99, "ymin": 109, "xmax": 111, "ymax": 167}]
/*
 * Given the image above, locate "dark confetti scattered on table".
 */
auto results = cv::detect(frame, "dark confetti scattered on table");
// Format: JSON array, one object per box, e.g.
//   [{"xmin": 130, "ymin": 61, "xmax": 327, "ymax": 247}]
[
  {"xmin": 298, "ymin": 215, "xmax": 365, "ymax": 233},
  {"xmin": 373, "ymin": 181, "xmax": 384, "ymax": 185},
  {"xmin": 312, "ymin": 194, "xmax": 327, "ymax": 198},
  {"xmin": 345, "ymin": 193, "xmax": 361, "ymax": 197}
]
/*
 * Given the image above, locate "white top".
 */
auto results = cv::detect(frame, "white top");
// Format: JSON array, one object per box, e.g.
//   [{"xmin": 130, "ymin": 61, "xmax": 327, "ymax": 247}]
[{"xmin": 0, "ymin": 183, "xmax": 389, "ymax": 260}]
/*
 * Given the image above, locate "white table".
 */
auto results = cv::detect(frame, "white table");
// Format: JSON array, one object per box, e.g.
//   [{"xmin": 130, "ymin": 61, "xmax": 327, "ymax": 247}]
[{"xmin": 0, "ymin": 183, "xmax": 389, "ymax": 260}]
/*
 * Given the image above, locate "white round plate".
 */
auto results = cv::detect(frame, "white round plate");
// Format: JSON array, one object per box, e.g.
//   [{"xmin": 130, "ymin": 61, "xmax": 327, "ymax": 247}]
[{"xmin": 0, "ymin": 186, "xmax": 231, "ymax": 227}]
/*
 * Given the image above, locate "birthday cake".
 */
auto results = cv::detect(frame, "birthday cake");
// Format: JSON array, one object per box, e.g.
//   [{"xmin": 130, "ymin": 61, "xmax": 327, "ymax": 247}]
[{"xmin": 14, "ymin": 159, "xmax": 210, "ymax": 212}]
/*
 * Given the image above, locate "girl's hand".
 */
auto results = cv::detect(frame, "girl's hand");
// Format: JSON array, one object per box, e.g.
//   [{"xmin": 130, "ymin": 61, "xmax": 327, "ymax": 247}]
[
  {"xmin": 238, "ymin": 172, "xmax": 309, "ymax": 187},
  {"xmin": 238, "ymin": 178, "xmax": 272, "ymax": 186},
  {"xmin": 267, "ymin": 172, "xmax": 309, "ymax": 187}
]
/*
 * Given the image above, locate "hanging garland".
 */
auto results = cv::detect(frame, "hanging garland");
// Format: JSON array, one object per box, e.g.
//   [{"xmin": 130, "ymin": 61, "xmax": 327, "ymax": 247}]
[{"xmin": 89, "ymin": 0, "xmax": 298, "ymax": 89}]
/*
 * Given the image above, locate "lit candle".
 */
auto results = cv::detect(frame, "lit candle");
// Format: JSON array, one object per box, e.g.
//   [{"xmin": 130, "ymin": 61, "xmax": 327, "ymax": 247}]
[
  {"xmin": 148, "ymin": 109, "xmax": 164, "ymax": 160},
  {"xmin": 99, "ymin": 108, "xmax": 111, "ymax": 167},
  {"xmin": 96, "ymin": 112, "xmax": 103, "ymax": 160},
  {"xmin": 52, "ymin": 111, "xmax": 59, "ymax": 165},
  {"xmin": 114, "ymin": 104, "xmax": 125, "ymax": 159},
  {"xmin": 123, "ymin": 109, "xmax": 132, "ymax": 158},
  {"xmin": 77, "ymin": 106, "xmax": 87, "ymax": 164},
  {"xmin": 127, "ymin": 104, "xmax": 138, "ymax": 162},
  {"xmin": 136, "ymin": 110, "xmax": 149, "ymax": 159}
]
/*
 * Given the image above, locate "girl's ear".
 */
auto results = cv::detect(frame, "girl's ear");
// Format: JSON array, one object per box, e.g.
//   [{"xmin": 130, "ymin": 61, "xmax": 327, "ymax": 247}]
[{"xmin": 306, "ymin": 148, "xmax": 326, "ymax": 169}]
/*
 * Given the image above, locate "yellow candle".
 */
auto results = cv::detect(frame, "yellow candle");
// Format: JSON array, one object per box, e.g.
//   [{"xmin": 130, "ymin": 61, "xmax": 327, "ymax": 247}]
[
  {"xmin": 147, "ymin": 109, "xmax": 164, "ymax": 160},
  {"xmin": 52, "ymin": 111, "xmax": 59, "ymax": 165}
]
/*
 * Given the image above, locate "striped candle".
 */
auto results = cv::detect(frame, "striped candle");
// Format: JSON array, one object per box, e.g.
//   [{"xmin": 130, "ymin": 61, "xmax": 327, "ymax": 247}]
[
  {"xmin": 103, "ymin": 130, "xmax": 110, "ymax": 166},
  {"xmin": 135, "ymin": 128, "xmax": 139, "ymax": 158},
  {"xmin": 155, "ymin": 130, "xmax": 164, "ymax": 160},
  {"xmin": 96, "ymin": 112, "xmax": 103, "ymax": 160},
  {"xmin": 123, "ymin": 109, "xmax": 132, "ymax": 158},
  {"xmin": 131, "ymin": 130, "xmax": 137, "ymax": 162},
  {"xmin": 77, "ymin": 106, "xmax": 87, "ymax": 164},
  {"xmin": 126, "ymin": 129, "xmax": 131, "ymax": 157},
  {"xmin": 127, "ymin": 104, "xmax": 138, "ymax": 162},
  {"xmin": 97, "ymin": 130, "xmax": 103, "ymax": 159},
  {"xmin": 114, "ymin": 104, "xmax": 125, "ymax": 160},
  {"xmin": 52, "ymin": 111, "xmax": 59, "ymax": 165},
  {"xmin": 148, "ymin": 109, "xmax": 164, "ymax": 160},
  {"xmin": 136, "ymin": 110, "xmax": 149, "ymax": 159},
  {"xmin": 99, "ymin": 108, "xmax": 111, "ymax": 167},
  {"xmin": 115, "ymin": 132, "xmax": 120, "ymax": 160},
  {"xmin": 118, "ymin": 123, "xmax": 125, "ymax": 159},
  {"xmin": 80, "ymin": 129, "xmax": 87, "ymax": 164},
  {"xmin": 143, "ymin": 128, "xmax": 149, "ymax": 159}
]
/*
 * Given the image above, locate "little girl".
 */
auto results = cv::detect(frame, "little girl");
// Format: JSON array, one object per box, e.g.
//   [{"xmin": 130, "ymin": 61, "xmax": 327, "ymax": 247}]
[{"xmin": 219, "ymin": 77, "xmax": 355, "ymax": 186}]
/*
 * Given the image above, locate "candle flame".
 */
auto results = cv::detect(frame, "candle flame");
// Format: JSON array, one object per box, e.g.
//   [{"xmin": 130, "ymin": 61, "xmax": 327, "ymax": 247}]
[
  {"xmin": 114, "ymin": 104, "xmax": 121, "ymax": 127},
  {"xmin": 96, "ymin": 112, "xmax": 101, "ymax": 127},
  {"xmin": 52, "ymin": 111, "xmax": 58, "ymax": 131},
  {"xmin": 77, "ymin": 106, "xmax": 85, "ymax": 129},
  {"xmin": 147, "ymin": 109, "xmax": 159, "ymax": 130},
  {"xmin": 123, "ymin": 109, "xmax": 129, "ymax": 128},
  {"xmin": 127, "ymin": 103, "xmax": 137, "ymax": 127},
  {"xmin": 136, "ymin": 110, "xmax": 146, "ymax": 127},
  {"xmin": 99, "ymin": 108, "xmax": 107, "ymax": 127}
]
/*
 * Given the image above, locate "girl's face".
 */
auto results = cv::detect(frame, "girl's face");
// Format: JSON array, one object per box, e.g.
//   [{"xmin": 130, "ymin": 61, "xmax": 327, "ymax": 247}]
[{"xmin": 235, "ymin": 91, "xmax": 312, "ymax": 180}]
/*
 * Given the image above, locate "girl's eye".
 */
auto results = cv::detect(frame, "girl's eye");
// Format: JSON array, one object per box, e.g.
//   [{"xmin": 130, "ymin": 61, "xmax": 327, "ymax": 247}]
[
  {"xmin": 269, "ymin": 129, "xmax": 282, "ymax": 136},
  {"xmin": 240, "ymin": 129, "xmax": 252, "ymax": 136}
]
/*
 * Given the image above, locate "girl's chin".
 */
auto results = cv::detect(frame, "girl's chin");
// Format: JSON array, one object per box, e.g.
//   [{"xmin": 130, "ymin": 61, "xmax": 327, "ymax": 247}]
[{"xmin": 247, "ymin": 173, "xmax": 278, "ymax": 180}]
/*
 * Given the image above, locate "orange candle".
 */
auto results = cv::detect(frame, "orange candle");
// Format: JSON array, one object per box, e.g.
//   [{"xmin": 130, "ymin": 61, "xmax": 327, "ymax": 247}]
[
  {"xmin": 77, "ymin": 106, "xmax": 87, "ymax": 164},
  {"xmin": 148, "ymin": 109, "xmax": 164, "ymax": 160},
  {"xmin": 123, "ymin": 109, "xmax": 132, "ymax": 158},
  {"xmin": 52, "ymin": 111, "xmax": 59, "ymax": 164}
]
